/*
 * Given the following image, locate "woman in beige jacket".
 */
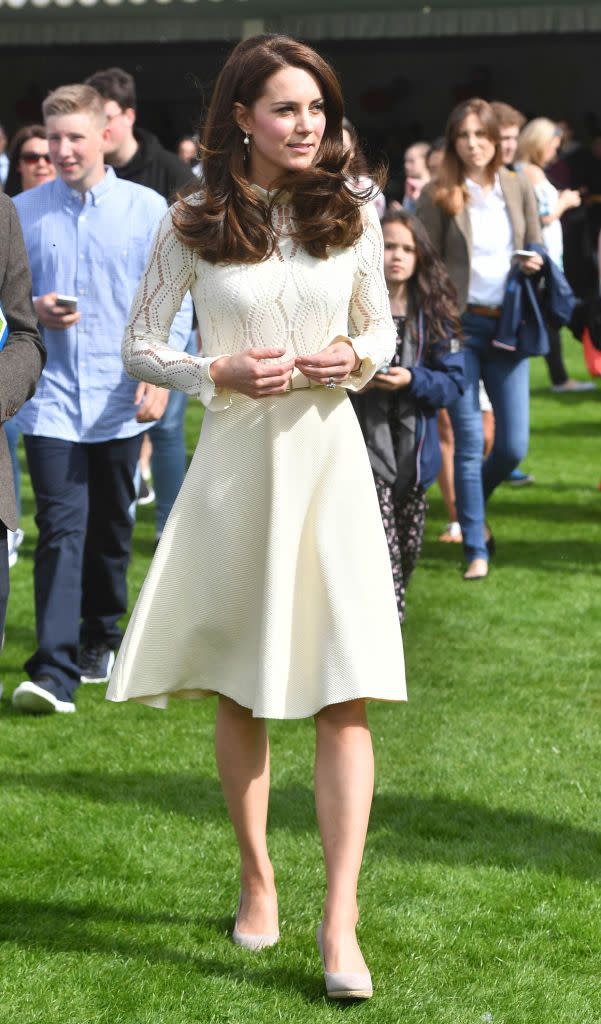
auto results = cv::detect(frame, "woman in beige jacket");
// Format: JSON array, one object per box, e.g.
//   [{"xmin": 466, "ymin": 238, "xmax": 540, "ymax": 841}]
[{"xmin": 417, "ymin": 98, "xmax": 542, "ymax": 579}]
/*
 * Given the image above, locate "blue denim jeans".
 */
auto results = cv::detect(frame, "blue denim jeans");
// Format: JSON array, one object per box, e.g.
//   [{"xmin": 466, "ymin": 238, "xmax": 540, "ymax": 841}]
[
  {"xmin": 448, "ymin": 312, "xmax": 530, "ymax": 562},
  {"xmin": 149, "ymin": 331, "xmax": 196, "ymax": 536}
]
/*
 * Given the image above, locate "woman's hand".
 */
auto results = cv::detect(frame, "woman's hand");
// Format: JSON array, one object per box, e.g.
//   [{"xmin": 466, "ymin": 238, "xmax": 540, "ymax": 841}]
[
  {"xmin": 517, "ymin": 253, "xmax": 544, "ymax": 276},
  {"xmin": 295, "ymin": 338, "xmax": 360, "ymax": 385},
  {"xmin": 558, "ymin": 189, "xmax": 582, "ymax": 214},
  {"xmin": 372, "ymin": 367, "xmax": 412, "ymax": 391},
  {"xmin": 210, "ymin": 347, "xmax": 295, "ymax": 399}
]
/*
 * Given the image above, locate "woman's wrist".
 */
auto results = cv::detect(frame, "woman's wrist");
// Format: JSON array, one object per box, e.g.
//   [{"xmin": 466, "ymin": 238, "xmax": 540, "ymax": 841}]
[
  {"xmin": 208, "ymin": 355, "xmax": 231, "ymax": 389},
  {"xmin": 335, "ymin": 336, "xmax": 362, "ymax": 373}
]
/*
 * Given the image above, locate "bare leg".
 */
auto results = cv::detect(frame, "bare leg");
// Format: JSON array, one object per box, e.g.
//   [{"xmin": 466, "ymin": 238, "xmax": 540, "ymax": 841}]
[
  {"xmin": 139, "ymin": 432, "xmax": 152, "ymax": 475},
  {"xmin": 214, "ymin": 695, "xmax": 278, "ymax": 935},
  {"xmin": 314, "ymin": 699, "xmax": 374, "ymax": 973},
  {"xmin": 482, "ymin": 409, "xmax": 495, "ymax": 460},
  {"xmin": 437, "ymin": 410, "xmax": 461, "ymax": 540}
]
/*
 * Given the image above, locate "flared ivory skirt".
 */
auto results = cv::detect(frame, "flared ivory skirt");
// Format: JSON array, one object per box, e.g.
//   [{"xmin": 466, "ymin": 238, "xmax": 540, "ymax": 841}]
[{"xmin": 106, "ymin": 387, "xmax": 406, "ymax": 718}]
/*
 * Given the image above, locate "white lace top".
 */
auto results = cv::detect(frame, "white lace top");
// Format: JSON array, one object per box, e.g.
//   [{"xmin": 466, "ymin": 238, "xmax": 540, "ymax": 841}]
[{"xmin": 122, "ymin": 187, "xmax": 396, "ymax": 411}]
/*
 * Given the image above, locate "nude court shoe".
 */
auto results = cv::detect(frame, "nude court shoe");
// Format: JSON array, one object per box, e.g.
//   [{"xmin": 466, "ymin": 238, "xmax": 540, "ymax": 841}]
[
  {"xmin": 316, "ymin": 924, "xmax": 373, "ymax": 1000},
  {"xmin": 231, "ymin": 897, "xmax": 279, "ymax": 951}
]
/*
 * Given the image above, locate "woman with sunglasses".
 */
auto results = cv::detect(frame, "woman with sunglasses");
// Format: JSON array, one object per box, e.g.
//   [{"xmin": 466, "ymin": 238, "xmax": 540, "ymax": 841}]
[
  {"xmin": 3, "ymin": 127, "xmax": 55, "ymax": 568},
  {"xmin": 5, "ymin": 125, "xmax": 56, "ymax": 197}
]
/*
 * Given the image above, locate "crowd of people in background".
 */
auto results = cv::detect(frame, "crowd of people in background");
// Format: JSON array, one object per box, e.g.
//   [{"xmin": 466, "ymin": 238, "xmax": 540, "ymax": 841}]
[{"xmin": 0, "ymin": 67, "xmax": 599, "ymax": 713}]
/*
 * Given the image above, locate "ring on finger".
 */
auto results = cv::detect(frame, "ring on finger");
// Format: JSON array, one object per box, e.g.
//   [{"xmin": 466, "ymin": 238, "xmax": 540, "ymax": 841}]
[{"xmin": 326, "ymin": 376, "xmax": 336, "ymax": 389}]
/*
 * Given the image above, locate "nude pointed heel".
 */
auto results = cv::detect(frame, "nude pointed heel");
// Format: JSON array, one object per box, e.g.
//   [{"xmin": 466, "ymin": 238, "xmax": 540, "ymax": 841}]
[
  {"xmin": 316, "ymin": 924, "xmax": 373, "ymax": 1000},
  {"xmin": 231, "ymin": 897, "xmax": 279, "ymax": 951}
]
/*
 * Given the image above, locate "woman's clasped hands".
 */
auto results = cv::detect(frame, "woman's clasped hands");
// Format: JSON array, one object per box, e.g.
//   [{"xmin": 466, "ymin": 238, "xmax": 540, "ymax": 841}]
[{"xmin": 210, "ymin": 338, "xmax": 360, "ymax": 399}]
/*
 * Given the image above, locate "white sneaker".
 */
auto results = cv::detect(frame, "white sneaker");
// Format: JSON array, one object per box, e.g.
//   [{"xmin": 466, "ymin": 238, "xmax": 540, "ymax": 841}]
[
  {"xmin": 439, "ymin": 520, "xmax": 463, "ymax": 543},
  {"xmin": 12, "ymin": 681, "xmax": 76, "ymax": 714},
  {"xmin": 7, "ymin": 528, "xmax": 24, "ymax": 569},
  {"xmin": 550, "ymin": 380, "xmax": 595, "ymax": 393}
]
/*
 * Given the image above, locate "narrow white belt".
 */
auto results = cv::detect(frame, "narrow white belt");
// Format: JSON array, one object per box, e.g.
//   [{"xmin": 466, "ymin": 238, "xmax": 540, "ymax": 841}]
[{"xmin": 287, "ymin": 370, "xmax": 325, "ymax": 391}]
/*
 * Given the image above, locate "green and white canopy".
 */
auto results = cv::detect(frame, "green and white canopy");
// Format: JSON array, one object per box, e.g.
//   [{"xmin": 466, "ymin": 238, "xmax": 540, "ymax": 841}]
[{"xmin": 1, "ymin": 0, "xmax": 600, "ymax": 45}]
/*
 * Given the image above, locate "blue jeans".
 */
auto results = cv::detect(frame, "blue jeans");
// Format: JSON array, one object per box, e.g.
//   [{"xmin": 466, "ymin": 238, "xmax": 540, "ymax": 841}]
[
  {"xmin": 448, "ymin": 313, "xmax": 530, "ymax": 562},
  {"xmin": 4, "ymin": 418, "xmax": 21, "ymax": 520},
  {"xmin": 150, "ymin": 331, "xmax": 196, "ymax": 536}
]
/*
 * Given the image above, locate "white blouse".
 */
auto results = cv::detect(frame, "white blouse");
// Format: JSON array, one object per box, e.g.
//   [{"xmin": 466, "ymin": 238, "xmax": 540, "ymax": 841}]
[{"xmin": 466, "ymin": 174, "xmax": 514, "ymax": 306}]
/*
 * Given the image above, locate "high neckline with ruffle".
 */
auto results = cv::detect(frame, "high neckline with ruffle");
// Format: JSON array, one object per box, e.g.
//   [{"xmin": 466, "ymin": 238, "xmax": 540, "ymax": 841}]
[{"xmin": 249, "ymin": 183, "xmax": 291, "ymax": 206}]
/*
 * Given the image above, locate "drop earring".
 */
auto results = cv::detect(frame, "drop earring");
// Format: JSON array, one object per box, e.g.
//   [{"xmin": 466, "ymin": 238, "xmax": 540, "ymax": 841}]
[{"xmin": 243, "ymin": 131, "xmax": 250, "ymax": 146}]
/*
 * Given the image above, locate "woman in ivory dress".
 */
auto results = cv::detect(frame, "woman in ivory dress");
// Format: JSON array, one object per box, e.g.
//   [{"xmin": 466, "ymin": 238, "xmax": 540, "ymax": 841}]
[{"xmin": 107, "ymin": 34, "xmax": 405, "ymax": 1000}]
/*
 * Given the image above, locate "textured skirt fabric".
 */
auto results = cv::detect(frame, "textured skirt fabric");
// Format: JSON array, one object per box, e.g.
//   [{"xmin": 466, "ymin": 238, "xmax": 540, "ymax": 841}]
[{"xmin": 106, "ymin": 388, "xmax": 406, "ymax": 718}]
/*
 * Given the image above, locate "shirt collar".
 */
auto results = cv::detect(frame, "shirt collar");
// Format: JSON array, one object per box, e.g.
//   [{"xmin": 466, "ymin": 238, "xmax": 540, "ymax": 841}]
[
  {"xmin": 56, "ymin": 165, "xmax": 117, "ymax": 206},
  {"xmin": 465, "ymin": 173, "xmax": 502, "ymax": 199}
]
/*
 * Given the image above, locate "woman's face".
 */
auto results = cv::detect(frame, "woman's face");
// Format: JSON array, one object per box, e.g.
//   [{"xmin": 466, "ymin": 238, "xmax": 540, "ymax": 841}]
[
  {"xmin": 18, "ymin": 137, "xmax": 56, "ymax": 191},
  {"xmin": 427, "ymin": 148, "xmax": 444, "ymax": 178},
  {"xmin": 178, "ymin": 139, "xmax": 197, "ymax": 164},
  {"xmin": 542, "ymin": 131, "xmax": 561, "ymax": 167},
  {"xmin": 454, "ymin": 113, "xmax": 497, "ymax": 177},
  {"xmin": 382, "ymin": 221, "xmax": 417, "ymax": 287},
  {"xmin": 236, "ymin": 65, "xmax": 327, "ymax": 188}
]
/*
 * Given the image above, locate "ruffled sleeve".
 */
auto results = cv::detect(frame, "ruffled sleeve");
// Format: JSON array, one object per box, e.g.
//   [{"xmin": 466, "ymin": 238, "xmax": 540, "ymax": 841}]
[
  {"xmin": 122, "ymin": 207, "xmax": 232, "ymax": 411},
  {"xmin": 341, "ymin": 201, "xmax": 396, "ymax": 392}
]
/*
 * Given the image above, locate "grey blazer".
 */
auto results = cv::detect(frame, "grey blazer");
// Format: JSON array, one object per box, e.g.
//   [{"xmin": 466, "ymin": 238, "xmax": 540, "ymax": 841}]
[
  {"xmin": 0, "ymin": 193, "xmax": 45, "ymax": 532},
  {"xmin": 416, "ymin": 166, "xmax": 543, "ymax": 313}
]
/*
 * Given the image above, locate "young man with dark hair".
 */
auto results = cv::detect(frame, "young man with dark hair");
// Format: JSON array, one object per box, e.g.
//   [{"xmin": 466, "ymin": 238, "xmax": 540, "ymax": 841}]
[
  {"xmin": 84, "ymin": 67, "xmax": 194, "ymax": 202},
  {"xmin": 490, "ymin": 101, "xmax": 526, "ymax": 170}
]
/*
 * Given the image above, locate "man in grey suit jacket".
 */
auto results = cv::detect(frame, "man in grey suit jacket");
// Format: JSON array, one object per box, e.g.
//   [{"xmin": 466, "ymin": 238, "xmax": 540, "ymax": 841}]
[{"xmin": 0, "ymin": 194, "xmax": 45, "ymax": 687}]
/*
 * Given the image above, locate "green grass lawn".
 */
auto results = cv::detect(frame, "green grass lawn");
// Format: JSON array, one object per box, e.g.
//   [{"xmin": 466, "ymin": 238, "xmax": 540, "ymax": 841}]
[{"xmin": 1, "ymin": 338, "xmax": 600, "ymax": 1024}]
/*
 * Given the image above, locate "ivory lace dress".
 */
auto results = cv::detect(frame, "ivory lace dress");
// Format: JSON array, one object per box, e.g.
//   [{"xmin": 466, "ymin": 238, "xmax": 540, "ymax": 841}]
[{"xmin": 106, "ymin": 189, "xmax": 407, "ymax": 718}]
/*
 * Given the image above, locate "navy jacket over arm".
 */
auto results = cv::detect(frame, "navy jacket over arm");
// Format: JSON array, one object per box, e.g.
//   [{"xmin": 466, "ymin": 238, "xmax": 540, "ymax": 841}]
[{"xmin": 493, "ymin": 244, "xmax": 576, "ymax": 357}]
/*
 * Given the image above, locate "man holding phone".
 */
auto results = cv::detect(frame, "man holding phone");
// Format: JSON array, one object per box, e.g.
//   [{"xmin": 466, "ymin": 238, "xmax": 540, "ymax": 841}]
[{"xmin": 11, "ymin": 84, "xmax": 191, "ymax": 715}]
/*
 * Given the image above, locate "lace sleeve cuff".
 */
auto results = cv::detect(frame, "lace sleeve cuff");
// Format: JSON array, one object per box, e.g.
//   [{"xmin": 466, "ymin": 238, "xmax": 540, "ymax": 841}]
[
  {"xmin": 337, "ymin": 330, "xmax": 396, "ymax": 392},
  {"xmin": 123, "ymin": 336, "xmax": 232, "ymax": 411}
]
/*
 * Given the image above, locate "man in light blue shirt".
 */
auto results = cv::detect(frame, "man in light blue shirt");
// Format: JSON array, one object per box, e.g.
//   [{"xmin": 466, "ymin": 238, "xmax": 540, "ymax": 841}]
[{"xmin": 11, "ymin": 84, "xmax": 191, "ymax": 715}]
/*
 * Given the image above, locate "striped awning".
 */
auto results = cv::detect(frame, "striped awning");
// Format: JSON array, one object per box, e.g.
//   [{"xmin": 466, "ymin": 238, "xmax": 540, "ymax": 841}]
[
  {"xmin": 0, "ymin": 0, "xmax": 248, "ymax": 6},
  {"xmin": 1, "ymin": 0, "xmax": 601, "ymax": 40}
]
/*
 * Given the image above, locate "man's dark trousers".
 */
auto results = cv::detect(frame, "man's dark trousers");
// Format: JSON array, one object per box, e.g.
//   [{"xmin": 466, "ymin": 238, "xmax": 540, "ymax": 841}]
[{"xmin": 23, "ymin": 434, "xmax": 142, "ymax": 702}]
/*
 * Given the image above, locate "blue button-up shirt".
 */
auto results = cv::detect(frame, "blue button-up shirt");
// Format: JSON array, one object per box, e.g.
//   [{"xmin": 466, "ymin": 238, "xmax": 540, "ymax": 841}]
[{"xmin": 13, "ymin": 167, "xmax": 192, "ymax": 442}]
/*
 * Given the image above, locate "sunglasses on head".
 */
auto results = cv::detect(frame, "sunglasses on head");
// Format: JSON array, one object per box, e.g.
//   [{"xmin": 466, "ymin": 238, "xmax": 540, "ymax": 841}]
[{"xmin": 20, "ymin": 152, "xmax": 52, "ymax": 165}]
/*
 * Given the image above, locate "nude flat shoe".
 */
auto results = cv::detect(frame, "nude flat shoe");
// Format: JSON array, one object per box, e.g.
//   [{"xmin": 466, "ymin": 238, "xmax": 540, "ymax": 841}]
[
  {"xmin": 316, "ymin": 924, "xmax": 373, "ymax": 1000},
  {"xmin": 231, "ymin": 897, "xmax": 279, "ymax": 951},
  {"xmin": 463, "ymin": 557, "xmax": 489, "ymax": 581}
]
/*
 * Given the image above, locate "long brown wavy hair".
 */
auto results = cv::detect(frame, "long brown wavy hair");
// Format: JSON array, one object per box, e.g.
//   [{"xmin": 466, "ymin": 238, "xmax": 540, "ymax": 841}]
[
  {"xmin": 434, "ymin": 98, "xmax": 502, "ymax": 216},
  {"xmin": 380, "ymin": 208, "xmax": 461, "ymax": 345},
  {"xmin": 172, "ymin": 34, "xmax": 384, "ymax": 264}
]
